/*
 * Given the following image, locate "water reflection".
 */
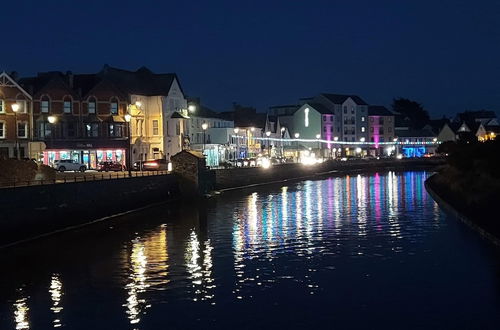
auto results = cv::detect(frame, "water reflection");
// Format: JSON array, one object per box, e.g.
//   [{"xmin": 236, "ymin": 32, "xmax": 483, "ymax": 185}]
[
  {"xmin": 49, "ymin": 274, "xmax": 63, "ymax": 328},
  {"xmin": 4, "ymin": 171, "xmax": 493, "ymax": 330},
  {"xmin": 13, "ymin": 288, "xmax": 29, "ymax": 330},
  {"xmin": 123, "ymin": 225, "xmax": 169, "ymax": 326}
]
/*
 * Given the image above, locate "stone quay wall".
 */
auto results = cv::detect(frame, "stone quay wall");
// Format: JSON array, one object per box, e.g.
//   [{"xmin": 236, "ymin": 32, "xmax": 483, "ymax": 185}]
[{"xmin": 0, "ymin": 174, "xmax": 179, "ymax": 247}]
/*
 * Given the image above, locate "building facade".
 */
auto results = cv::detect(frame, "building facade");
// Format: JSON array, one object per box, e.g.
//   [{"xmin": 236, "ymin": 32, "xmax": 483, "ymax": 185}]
[
  {"xmin": 368, "ymin": 105, "xmax": 395, "ymax": 156},
  {"xmin": 0, "ymin": 72, "xmax": 32, "ymax": 159}
]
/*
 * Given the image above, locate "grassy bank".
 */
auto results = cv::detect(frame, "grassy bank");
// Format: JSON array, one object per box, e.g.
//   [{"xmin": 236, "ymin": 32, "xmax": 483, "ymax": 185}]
[{"xmin": 426, "ymin": 139, "xmax": 500, "ymax": 240}]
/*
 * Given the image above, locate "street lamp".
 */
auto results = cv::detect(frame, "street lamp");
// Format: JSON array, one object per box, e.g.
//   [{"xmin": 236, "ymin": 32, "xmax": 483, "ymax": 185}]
[
  {"xmin": 202, "ymin": 122, "xmax": 208, "ymax": 155},
  {"xmin": 11, "ymin": 103, "xmax": 20, "ymax": 159},
  {"xmin": 125, "ymin": 113, "xmax": 132, "ymax": 177},
  {"xmin": 188, "ymin": 104, "xmax": 196, "ymax": 113},
  {"xmin": 266, "ymin": 131, "xmax": 271, "ymax": 156},
  {"xmin": 47, "ymin": 115, "xmax": 57, "ymax": 165}
]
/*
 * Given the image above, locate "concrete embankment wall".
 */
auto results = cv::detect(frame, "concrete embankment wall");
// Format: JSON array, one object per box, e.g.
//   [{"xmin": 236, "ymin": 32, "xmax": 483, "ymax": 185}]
[
  {"xmin": 214, "ymin": 158, "xmax": 445, "ymax": 190},
  {"xmin": 0, "ymin": 175, "xmax": 179, "ymax": 246}
]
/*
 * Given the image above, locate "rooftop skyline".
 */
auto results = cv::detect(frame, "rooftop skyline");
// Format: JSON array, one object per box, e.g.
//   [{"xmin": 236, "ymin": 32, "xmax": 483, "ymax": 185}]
[{"xmin": 2, "ymin": 0, "xmax": 500, "ymax": 116}]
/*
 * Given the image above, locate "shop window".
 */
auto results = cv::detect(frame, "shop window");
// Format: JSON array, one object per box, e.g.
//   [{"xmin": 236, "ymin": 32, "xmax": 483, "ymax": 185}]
[
  {"xmin": 17, "ymin": 122, "xmax": 27, "ymax": 138},
  {"xmin": 0, "ymin": 121, "xmax": 5, "ymax": 138}
]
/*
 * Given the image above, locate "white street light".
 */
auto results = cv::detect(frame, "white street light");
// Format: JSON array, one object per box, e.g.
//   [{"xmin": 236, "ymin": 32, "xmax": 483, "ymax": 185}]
[
  {"xmin": 233, "ymin": 127, "xmax": 239, "ymax": 134},
  {"xmin": 360, "ymin": 137, "xmax": 365, "ymax": 142},
  {"xmin": 188, "ymin": 104, "xmax": 196, "ymax": 112},
  {"xmin": 124, "ymin": 114, "xmax": 132, "ymax": 122},
  {"xmin": 266, "ymin": 131, "xmax": 271, "ymax": 137},
  {"xmin": 135, "ymin": 101, "xmax": 142, "ymax": 108},
  {"xmin": 11, "ymin": 103, "xmax": 20, "ymax": 113},
  {"xmin": 334, "ymin": 136, "xmax": 338, "ymax": 142},
  {"xmin": 202, "ymin": 123, "xmax": 208, "ymax": 130},
  {"xmin": 48, "ymin": 115, "xmax": 57, "ymax": 124},
  {"xmin": 294, "ymin": 133, "xmax": 300, "ymax": 139},
  {"xmin": 316, "ymin": 134, "xmax": 321, "ymax": 139}
]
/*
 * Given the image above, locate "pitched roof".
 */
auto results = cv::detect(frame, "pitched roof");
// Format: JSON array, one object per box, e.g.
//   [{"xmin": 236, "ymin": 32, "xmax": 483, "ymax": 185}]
[
  {"xmin": 321, "ymin": 93, "xmax": 368, "ymax": 105},
  {"xmin": 368, "ymin": 105, "xmax": 392, "ymax": 116},
  {"xmin": 306, "ymin": 102, "xmax": 332, "ymax": 114}
]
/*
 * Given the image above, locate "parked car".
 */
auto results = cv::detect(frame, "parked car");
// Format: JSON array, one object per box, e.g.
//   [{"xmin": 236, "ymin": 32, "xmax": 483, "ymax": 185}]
[
  {"xmin": 141, "ymin": 159, "xmax": 168, "ymax": 171},
  {"xmin": 53, "ymin": 159, "xmax": 87, "ymax": 172},
  {"xmin": 97, "ymin": 161, "xmax": 124, "ymax": 172}
]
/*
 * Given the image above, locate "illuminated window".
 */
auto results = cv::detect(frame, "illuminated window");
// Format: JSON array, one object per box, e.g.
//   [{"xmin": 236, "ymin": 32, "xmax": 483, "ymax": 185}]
[
  {"xmin": 15, "ymin": 100, "xmax": 27, "ymax": 113},
  {"xmin": 88, "ymin": 97, "xmax": 96, "ymax": 114},
  {"xmin": 304, "ymin": 108, "xmax": 309, "ymax": 127},
  {"xmin": 361, "ymin": 127, "xmax": 365, "ymax": 132},
  {"xmin": 110, "ymin": 99, "xmax": 118, "ymax": 115},
  {"xmin": 361, "ymin": 116, "xmax": 365, "ymax": 122}
]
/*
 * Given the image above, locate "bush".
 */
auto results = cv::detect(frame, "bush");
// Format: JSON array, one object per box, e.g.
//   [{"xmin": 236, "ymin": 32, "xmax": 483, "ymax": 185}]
[{"xmin": 0, "ymin": 159, "xmax": 38, "ymax": 186}]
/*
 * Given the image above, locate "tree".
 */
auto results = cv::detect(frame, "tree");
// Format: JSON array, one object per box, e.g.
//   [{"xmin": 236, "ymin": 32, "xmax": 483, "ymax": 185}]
[{"xmin": 392, "ymin": 98, "xmax": 430, "ymax": 129}]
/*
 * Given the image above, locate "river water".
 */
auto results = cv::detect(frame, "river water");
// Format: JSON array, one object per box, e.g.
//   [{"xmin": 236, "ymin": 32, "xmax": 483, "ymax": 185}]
[{"xmin": 0, "ymin": 171, "xmax": 499, "ymax": 329}]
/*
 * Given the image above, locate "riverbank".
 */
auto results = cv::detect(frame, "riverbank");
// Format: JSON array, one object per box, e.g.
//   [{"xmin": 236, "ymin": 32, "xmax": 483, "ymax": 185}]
[
  {"xmin": 214, "ymin": 157, "xmax": 445, "ymax": 191},
  {"xmin": 425, "ymin": 172, "xmax": 500, "ymax": 245}
]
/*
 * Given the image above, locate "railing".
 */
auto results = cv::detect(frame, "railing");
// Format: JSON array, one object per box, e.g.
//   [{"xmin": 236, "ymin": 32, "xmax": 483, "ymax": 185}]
[{"xmin": 0, "ymin": 170, "xmax": 170, "ymax": 189}]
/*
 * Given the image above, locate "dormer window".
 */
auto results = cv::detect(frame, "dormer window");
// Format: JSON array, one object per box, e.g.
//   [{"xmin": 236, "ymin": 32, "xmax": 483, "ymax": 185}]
[
  {"xmin": 41, "ymin": 96, "xmax": 50, "ymax": 113},
  {"xmin": 63, "ymin": 97, "xmax": 72, "ymax": 114},
  {"xmin": 110, "ymin": 99, "xmax": 118, "ymax": 115},
  {"xmin": 88, "ymin": 97, "xmax": 96, "ymax": 114}
]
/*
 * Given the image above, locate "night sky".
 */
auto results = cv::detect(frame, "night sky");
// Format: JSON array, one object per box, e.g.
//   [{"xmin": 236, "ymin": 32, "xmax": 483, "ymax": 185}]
[{"xmin": 3, "ymin": 0, "xmax": 500, "ymax": 117}]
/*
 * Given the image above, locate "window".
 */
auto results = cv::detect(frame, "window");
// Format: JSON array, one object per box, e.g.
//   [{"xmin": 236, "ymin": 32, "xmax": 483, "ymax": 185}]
[
  {"xmin": 64, "ymin": 100, "xmax": 72, "ymax": 113},
  {"xmin": 361, "ymin": 127, "xmax": 365, "ymax": 133},
  {"xmin": 110, "ymin": 100, "xmax": 118, "ymax": 115},
  {"xmin": 0, "ymin": 121, "xmax": 5, "ymax": 138},
  {"xmin": 388, "ymin": 127, "xmax": 392, "ymax": 132},
  {"xmin": 379, "ymin": 127, "xmax": 384, "ymax": 134},
  {"xmin": 380, "ymin": 117, "xmax": 384, "ymax": 124},
  {"xmin": 152, "ymin": 120, "xmax": 159, "ymax": 135},
  {"xmin": 370, "ymin": 117, "xmax": 374, "ymax": 123},
  {"xmin": 17, "ymin": 122, "xmax": 27, "ymax": 138},
  {"xmin": 65, "ymin": 122, "xmax": 75, "ymax": 137},
  {"xmin": 323, "ymin": 127, "xmax": 327, "ymax": 132},
  {"xmin": 109, "ymin": 123, "xmax": 124, "ymax": 137},
  {"xmin": 86, "ymin": 123, "xmax": 99, "ymax": 137},
  {"xmin": 370, "ymin": 127, "xmax": 374, "ymax": 133},
  {"xmin": 41, "ymin": 100, "xmax": 49, "ymax": 113},
  {"xmin": 88, "ymin": 99, "xmax": 96, "ymax": 114},
  {"xmin": 343, "ymin": 106, "xmax": 347, "ymax": 114},
  {"xmin": 0, "ymin": 100, "xmax": 4, "ymax": 113},
  {"xmin": 304, "ymin": 108, "xmax": 309, "ymax": 127},
  {"xmin": 351, "ymin": 106, "xmax": 354, "ymax": 114},
  {"xmin": 15, "ymin": 100, "xmax": 27, "ymax": 113},
  {"xmin": 361, "ymin": 116, "xmax": 365, "ymax": 122}
]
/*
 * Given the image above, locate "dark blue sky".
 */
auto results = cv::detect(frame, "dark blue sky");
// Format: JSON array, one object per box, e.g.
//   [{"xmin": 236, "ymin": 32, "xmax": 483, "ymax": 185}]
[{"xmin": 3, "ymin": 0, "xmax": 500, "ymax": 116}]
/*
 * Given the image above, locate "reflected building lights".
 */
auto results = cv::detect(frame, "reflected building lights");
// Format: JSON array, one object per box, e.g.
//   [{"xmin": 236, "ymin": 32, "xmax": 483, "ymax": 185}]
[
  {"xmin": 13, "ymin": 289, "xmax": 30, "ymax": 330},
  {"xmin": 49, "ymin": 274, "xmax": 63, "ymax": 328}
]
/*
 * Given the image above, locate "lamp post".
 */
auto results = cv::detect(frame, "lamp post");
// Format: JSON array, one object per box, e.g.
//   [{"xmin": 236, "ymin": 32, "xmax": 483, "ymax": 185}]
[
  {"xmin": 202, "ymin": 122, "xmax": 208, "ymax": 155},
  {"xmin": 125, "ymin": 113, "xmax": 132, "ymax": 177},
  {"xmin": 266, "ymin": 131, "xmax": 271, "ymax": 156},
  {"xmin": 247, "ymin": 127, "xmax": 254, "ymax": 158},
  {"xmin": 234, "ymin": 127, "xmax": 239, "ymax": 161},
  {"xmin": 11, "ymin": 103, "xmax": 20, "ymax": 159},
  {"xmin": 294, "ymin": 132, "xmax": 300, "ymax": 163},
  {"xmin": 48, "ymin": 115, "xmax": 57, "ymax": 166}
]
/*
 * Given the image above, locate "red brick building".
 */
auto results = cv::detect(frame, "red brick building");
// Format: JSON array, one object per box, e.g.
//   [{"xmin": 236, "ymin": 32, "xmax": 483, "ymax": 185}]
[
  {"xmin": 21, "ymin": 70, "xmax": 129, "ymax": 168},
  {"xmin": 0, "ymin": 72, "xmax": 32, "ymax": 159}
]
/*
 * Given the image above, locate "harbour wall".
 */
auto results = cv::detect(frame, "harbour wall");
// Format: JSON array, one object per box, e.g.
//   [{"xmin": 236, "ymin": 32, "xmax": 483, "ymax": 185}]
[{"xmin": 0, "ymin": 174, "xmax": 179, "ymax": 247}]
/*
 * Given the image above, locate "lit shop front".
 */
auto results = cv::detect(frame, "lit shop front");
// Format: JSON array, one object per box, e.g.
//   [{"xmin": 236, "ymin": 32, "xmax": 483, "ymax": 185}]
[{"xmin": 42, "ymin": 141, "xmax": 128, "ymax": 169}]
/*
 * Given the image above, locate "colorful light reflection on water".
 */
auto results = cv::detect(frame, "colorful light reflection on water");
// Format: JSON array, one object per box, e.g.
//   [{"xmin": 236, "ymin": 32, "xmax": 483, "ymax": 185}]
[{"xmin": 0, "ymin": 171, "xmax": 499, "ymax": 330}]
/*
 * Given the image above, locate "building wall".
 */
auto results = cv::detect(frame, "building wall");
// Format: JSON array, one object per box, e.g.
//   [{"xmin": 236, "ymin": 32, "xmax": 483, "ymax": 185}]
[
  {"xmin": 0, "ymin": 81, "xmax": 31, "ymax": 158},
  {"xmin": 292, "ymin": 104, "xmax": 321, "ymax": 148}
]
